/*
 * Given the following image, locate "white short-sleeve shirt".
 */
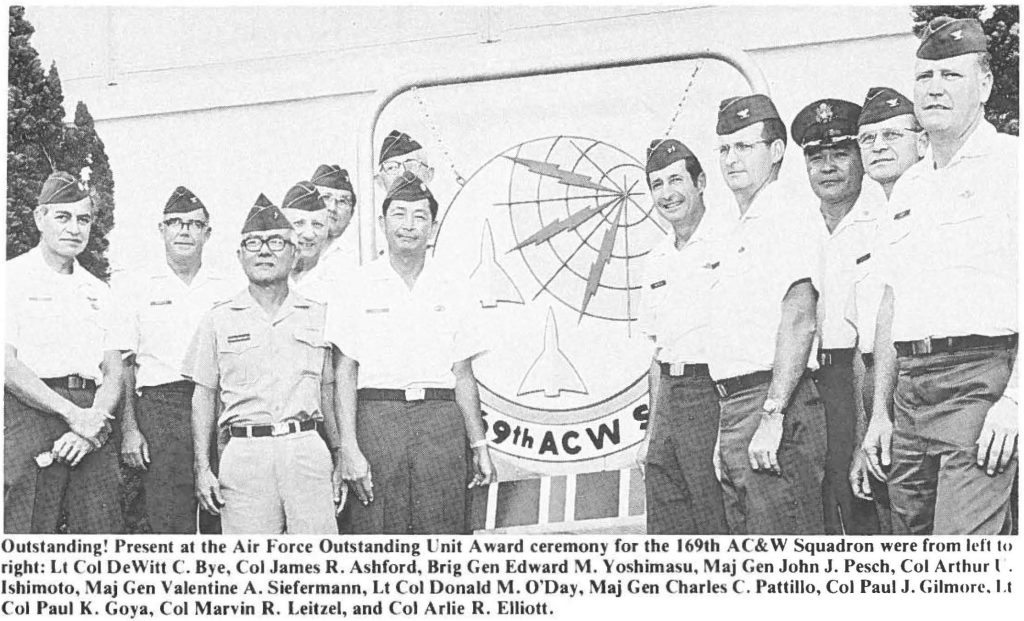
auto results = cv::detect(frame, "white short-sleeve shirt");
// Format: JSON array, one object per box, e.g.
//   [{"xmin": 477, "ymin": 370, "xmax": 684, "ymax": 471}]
[
  {"xmin": 324, "ymin": 256, "xmax": 487, "ymax": 389},
  {"xmin": 6, "ymin": 247, "xmax": 128, "ymax": 382},
  {"xmin": 705, "ymin": 179, "xmax": 824, "ymax": 380},
  {"xmin": 110, "ymin": 264, "xmax": 235, "ymax": 390},
  {"xmin": 873, "ymin": 121, "xmax": 1017, "ymax": 342}
]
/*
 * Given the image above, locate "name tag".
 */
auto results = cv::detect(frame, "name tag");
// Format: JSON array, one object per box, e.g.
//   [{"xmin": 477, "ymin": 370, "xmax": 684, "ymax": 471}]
[
  {"xmin": 227, "ymin": 333, "xmax": 251, "ymax": 343},
  {"xmin": 365, "ymin": 307, "xmax": 390, "ymax": 314},
  {"xmin": 28, "ymin": 296, "xmax": 53, "ymax": 302},
  {"xmin": 894, "ymin": 209, "xmax": 911, "ymax": 220},
  {"xmin": 856, "ymin": 253, "xmax": 871, "ymax": 265},
  {"xmin": 149, "ymin": 299, "xmax": 173, "ymax": 306},
  {"xmin": 650, "ymin": 280, "xmax": 667, "ymax": 290}
]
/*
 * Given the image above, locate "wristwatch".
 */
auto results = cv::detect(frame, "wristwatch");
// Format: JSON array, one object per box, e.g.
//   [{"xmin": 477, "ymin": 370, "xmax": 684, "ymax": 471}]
[{"xmin": 761, "ymin": 398, "xmax": 784, "ymax": 418}]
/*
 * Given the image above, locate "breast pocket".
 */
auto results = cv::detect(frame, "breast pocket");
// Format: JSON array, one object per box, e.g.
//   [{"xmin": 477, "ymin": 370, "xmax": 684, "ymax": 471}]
[
  {"xmin": 22, "ymin": 302, "xmax": 62, "ymax": 347},
  {"xmin": 937, "ymin": 209, "xmax": 990, "ymax": 264},
  {"xmin": 218, "ymin": 334, "xmax": 262, "ymax": 386},
  {"xmin": 293, "ymin": 327, "xmax": 329, "ymax": 376}
]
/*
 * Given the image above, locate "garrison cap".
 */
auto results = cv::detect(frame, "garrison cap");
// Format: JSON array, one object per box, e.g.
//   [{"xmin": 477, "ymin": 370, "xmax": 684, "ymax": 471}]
[
  {"xmin": 716, "ymin": 94, "xmax": 781, "ymax": 135},
  {"xmin": 241, "ymin": 194, "xmax": 293, "ymax": 234},
  {"xmin": 379, "ymin": 130, "xmax": 422, "ymax": 165},
  {"xmin": 311, "ymin": 164, "xmax": 354, "ymax": 193},
  {"xmin": 917, "ymin": 16, "xmax": 988, "ymax": 60},
  {"xmin": 38, "ymin": 171, "xmax": 89, "ymax": 206},
  {"xmin": 858, "ymin": 87, "xmax": 916, "ymax": 127},
  {"xmin": 791, "ymin": 99, "xmax": 862, "ymax": 150},
  {"xmin": 164, "ymin": 186, "xmax": 206, "ymax": 215},
  {"xmin": 281, "ymin": 181, "xmax": 326, "ymax": 212},
  {"xmin": 382, "ymin": 170, "xmax": 438, "ymax": 217},
  {"xmin": 645, "ymin": 138, "xmax": 697, "ymax": 174}
]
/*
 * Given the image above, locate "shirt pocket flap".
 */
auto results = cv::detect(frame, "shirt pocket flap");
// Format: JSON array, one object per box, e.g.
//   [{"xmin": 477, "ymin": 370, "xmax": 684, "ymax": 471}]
[{"xmin": 293, "ymin": 327, "xmax": 328, "ymax": 349}]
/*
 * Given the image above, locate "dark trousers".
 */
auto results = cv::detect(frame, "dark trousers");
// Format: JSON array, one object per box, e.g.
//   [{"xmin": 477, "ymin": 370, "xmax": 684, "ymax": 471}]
[
  {"xmin": 4, "ymin": 388, "xmax": 123, "ymax": 534},
  {"xmin": 137, "ymin": 383, "xmax": 197, "ymax": 534},
  {"xmin": 889, "ymin": 345, "xmax": 1017, "ymax": 535},
  {"xmin": 645, "ymin": 374, "xmax": 729, "ymax": 534},
  {"xmin": 349, "ymin": 399, "xmax": 470, "ymax": 534},
  {"xmin": 718, "ymin": 375, "xmax": 826, "ymax": 534},
  {"xmin": 815, "ymin": 360, "xmax": 880, "ymax": 535}
]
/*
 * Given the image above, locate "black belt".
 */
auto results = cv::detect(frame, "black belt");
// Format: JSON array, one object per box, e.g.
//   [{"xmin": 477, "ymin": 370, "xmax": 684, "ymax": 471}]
[
  {"xmin": 43, "ymin": 375, "xmax": 96, "ymax": 391},
  {"xmin": 229, "ymin": 419, "xmax": 319, "ymax": 438},
  {"xmin": 714, "ymin": 370, "xmax": 772, "ymax": 399},
  {"xmin": 659, "ymin": 362, "xmax": 711, "ymax": 378},
  {"xmin": 894, "ymin": 333, "xmax": 1018, "ymax": 357},
  {"xmin": 358, "ymin": 388, "xmax": 456, "ymax": 402},
  {"xmin": 817, "ymin": 348, "xmax": 855, "ymax": 367},
  {"xmin": 861, "ymin": 353, "xmax": 875, "ymax": 367}
]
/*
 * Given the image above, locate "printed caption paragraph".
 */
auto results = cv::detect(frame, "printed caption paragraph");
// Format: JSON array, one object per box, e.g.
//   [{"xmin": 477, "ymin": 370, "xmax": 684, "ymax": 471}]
[{"xmin": 0, "ymin": 536, "xmax": 1016, "ymax": 617}]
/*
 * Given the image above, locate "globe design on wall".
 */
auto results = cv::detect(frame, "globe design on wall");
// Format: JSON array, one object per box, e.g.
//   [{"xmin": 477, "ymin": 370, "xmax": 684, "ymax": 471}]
[{"xmin": 432, "ymin": 136, "xmax": 667, "ymax": 472}]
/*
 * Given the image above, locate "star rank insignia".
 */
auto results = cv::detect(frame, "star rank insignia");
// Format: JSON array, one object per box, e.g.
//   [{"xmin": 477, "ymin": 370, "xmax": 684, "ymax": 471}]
[
  {"xmin": 887, "ymin": 98, "xmax": 899, "ymax": 107},
  {"xmin": 951, "ymin": 29, "xmax": 963, "ymax": 40},
  {"xmin": 737, "ymin": 108, "xmax": 750, "ymax": 119},
  {"xmin": 815, "ymin": 102, "xmax": 834, "ymax": 124}
]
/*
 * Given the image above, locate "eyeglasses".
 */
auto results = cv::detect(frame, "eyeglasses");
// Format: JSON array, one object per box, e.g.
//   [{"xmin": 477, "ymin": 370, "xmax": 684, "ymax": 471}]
[
  {"xmin": 857, "ymin": 129, "xmax": 919, "ymax": 148},
  {"xmin": 718, "ymin": 140, "xmax": 769, "ymax": 157},
  {"xmin": 162, "ymin": 218, "xmax": 208, "ymax": 232},
  {"xmin": 320, "ymin": 191, "xmax": 354, "ymax": 207},
  {"xmin": 240, "ymin": 236, "xmax": 290, "ymax": 253},
  {"xmin": 380, "ymin": 158, "xmax": 427, "ymax": 175}
]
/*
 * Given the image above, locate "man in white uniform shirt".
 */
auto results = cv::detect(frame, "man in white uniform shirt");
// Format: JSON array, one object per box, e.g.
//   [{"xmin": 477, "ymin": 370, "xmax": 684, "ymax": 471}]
[
  {"xmin": 326, "ymin": 171, "xmax": 495, "ymax": 534},
  {"xmin": 863, "ymin": 17, "xmax": 1018, "ymax": 534},
  {"xmin": 5, "ymin": 171, "xmax": 128, "ymax": 533},
  {"xmin": 112, "ymin": 186, "xmax": 231, "ymax": 533}
]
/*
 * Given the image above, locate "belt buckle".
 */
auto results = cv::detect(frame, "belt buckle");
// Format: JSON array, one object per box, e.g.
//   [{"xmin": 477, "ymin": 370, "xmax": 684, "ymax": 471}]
[
  {"xmin": 912, "ymin": 337, "xmax": 932, "ymax": 356},
  {"xmin": 270, "ymin": 421, "xmax": 293, "ymax": 437},
  {"xmin": 68, "ymin": 375, "xmax": 84, "ymax": 389},
  {"xmin": 669, "ymin": 362, "xmax": 685, "ymax": 376},
  {"xmin": 405, "ymin": 388, "xmax": 426, "ymax": 401}
]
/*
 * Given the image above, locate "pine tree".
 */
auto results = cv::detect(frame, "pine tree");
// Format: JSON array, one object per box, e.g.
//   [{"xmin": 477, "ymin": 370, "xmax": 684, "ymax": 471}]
[
  {"xmin": 912, "ymin": 5, "xmax": 1019, "ymax": 135},
  {"xmin": 7, "ymin": 6, "xmax": 115, "ymax": 278}
]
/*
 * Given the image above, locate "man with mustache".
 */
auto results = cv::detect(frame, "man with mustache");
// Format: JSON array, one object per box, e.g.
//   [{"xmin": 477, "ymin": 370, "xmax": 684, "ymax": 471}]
[
  {"xmin": 863, "ymin": 16, "xmax": 1018, "ymax": 534},
  {"xmin": 183, "ymin": 196, "xmax": 343, "ymax": 534},
  {"xmin": 635, "ymin": 138, "xmax": 729, "ymax": 534},
  {"xmin": 326, "ymin": 171, "xmax": 495, "ymax": 534},
  {"xmin": 705, "ymin": 94, "xmax": 827, "ymax": 534},
  {"xmin": 845, "ymin": 87, "xmax": 925, "ymax": 534},
  {"xmin": 112, "ymin": 186, "xmax": 232, "ymax": 533},
  {"xmin": 791, "ymin": 99, "xmax": 886, "ymax": 535},
  {"xmin": 5, "ymin": 171, "xmax": 128, "ymax": 533}
]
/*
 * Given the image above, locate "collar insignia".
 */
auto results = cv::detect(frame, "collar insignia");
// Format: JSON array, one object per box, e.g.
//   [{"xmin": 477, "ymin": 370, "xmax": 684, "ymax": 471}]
[{"xmin": 950, "ymin": 29, "xmax": 963, "ymax": 41}]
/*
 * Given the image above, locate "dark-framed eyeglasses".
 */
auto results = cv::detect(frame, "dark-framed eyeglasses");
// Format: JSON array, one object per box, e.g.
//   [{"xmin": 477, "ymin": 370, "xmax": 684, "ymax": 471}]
[
  {"xmin": 162, "ymin": 218, "xmax": 209, "ymax": 232},
  {"xmin": 240, "ymin": 236, "xmax": 290, "ymax": 253}
]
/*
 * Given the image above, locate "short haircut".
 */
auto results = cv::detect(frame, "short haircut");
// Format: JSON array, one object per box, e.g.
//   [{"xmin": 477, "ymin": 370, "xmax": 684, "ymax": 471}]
[
  {"xmin": 646, "ymin": 156, "xmax": 704, "ymax": 188},
  {"xmin": 37, "ymin": 195, "xmax": 96, "ymax": 216},
  {"xmin": 977, "ymin": 51, "xmax": 992, "ymax": 74},
  {"xmin": 381, "ymin": 195, "xmax": 438, "ymax": 220},
  {"xmin": 761, "ymin": 118, "xmax": 788, "ymax": 149}
]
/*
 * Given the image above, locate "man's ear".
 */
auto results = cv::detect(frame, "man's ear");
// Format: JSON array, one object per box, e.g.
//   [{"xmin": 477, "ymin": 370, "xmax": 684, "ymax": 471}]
[
  {"xmin": 696, "ymin": 171, "xmax": 707, "ymax": 193},
  {"xmin": 770, "ymin": 139, "xmax": 786, "ymax": 165}
]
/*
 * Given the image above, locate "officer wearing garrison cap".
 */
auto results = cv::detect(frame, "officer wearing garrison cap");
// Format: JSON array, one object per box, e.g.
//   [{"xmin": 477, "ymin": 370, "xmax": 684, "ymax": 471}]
[
  {"xmin": 325, "ymin": 171, "xmax": 495, "ymax": 534},
  {"xmin": 182, "ymin": 195, "xmax": 343, "ymax": 534},
  {"xmin": 845, "ymin": 86, "xmax": 926, "ymax": 533},
  {"xmin": 376, "ymin": 130, "xmax": 434, "ymax": 191},
  {"xmin": 635, "ymin": 138, "xmax": 729, "ymax": 535},
  {"xmin": 280, "ymin": 181, "xmax": 335, "ymax": 302},
  {"xmin": 864, "ymin": 16, "xmax": 1018, "ymax": 534},
  {"xmin": 111, "ymin": 186, "xmax": 232, "ymax": 533},
  {"xmin": 791, "ymin": 98, "xmax": 886, "ymax": 535},
  {"xmin": 705, "ymin": 94, "xmax": 827, "ymax": 534},
  {"xmin": 5, "ymin": 171, "xmax": 130, "ymax": 533},
  {"xmin": 311, "ymin": 164, "xmax": 359, "ymax": 270}
]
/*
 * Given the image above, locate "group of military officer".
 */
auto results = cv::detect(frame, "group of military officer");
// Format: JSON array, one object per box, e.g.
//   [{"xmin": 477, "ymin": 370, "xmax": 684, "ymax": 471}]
[
  {"xmin": 638, "ymin": 16, "xmax": 1017, "ymax": 536},
  {"xmin": 4, "ymin": 16, "xmax": 1016, "ymax": 537},
  {"xmin": 6, "ymin": 128, "xmax": 494, "ymax": 535}
]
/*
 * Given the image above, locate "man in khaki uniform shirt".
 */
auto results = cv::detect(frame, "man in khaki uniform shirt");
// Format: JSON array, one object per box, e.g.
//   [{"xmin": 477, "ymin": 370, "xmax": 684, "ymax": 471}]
[
  {"xmin": 183, "ymin": 195, "xmax": 342, "ymax": 534},
  {"xmin": 5, "ymin": 171, "xmax": 128, "ymax": 533},
  {"xmin": 112, "ymin": 186, "xmax": 232, "ymax": 533}
]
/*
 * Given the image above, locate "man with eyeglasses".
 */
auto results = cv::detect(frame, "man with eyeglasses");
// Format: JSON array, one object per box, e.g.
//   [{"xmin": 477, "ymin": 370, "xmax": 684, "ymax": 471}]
[
  {"xmin": 5, "ymin": 171, "xmax": 129, "ymax": 533},
  {"xmin": 635, "ymin": 138, "xmax": 729, "ymax": 535},
  {"xmin": 705, "ymin": 94, "xmax": 827, "ymax": 534},
  {"xmin": 182, "ymin": 196, "xmax": 343, "ymax": 534},
  {"xmin": 109, "ymin": 186, "xmax": 231, "ymax": 533},
  {"xmin": 376, "ymin": 130, "xmax": 434, "ymax": 192},
  {"xmin": 311, "ymin": 164, "xmax": 359, "ymax": 270},
  {"xmin": 325, "ymin": 171, "xmax": 495, "ymax": 534},
  {"xmin": 281, "ymin": 181, "xmax": 335, "ymax": 302},
  {"xmin": 845, "ymin": 87, "xmax": 924, "ymax": 534},
  {"xmin": 790, "ymin": 99, "xmax": 886, "ymax": 536},
  {"xmin": 863, "ymin": 17, "xmax": 1018, "ymax": 535}
]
